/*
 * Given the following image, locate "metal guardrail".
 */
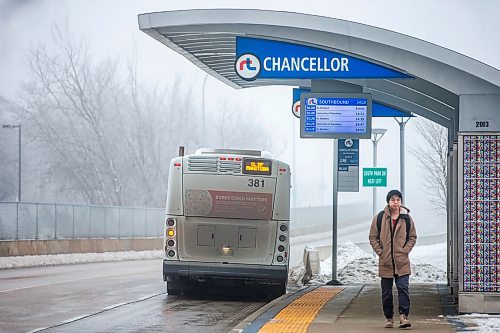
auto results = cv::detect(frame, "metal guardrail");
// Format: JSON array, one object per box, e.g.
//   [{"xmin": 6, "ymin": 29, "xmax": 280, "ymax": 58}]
[{"xmin": 0, "ymin": 202, "xmax": 164, "ymax": 240}]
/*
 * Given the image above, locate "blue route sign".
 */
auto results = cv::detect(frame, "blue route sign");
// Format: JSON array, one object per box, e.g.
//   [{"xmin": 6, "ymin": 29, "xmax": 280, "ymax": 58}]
[{"xmin": 236, "ymin": 37, "xmax": 412, "ymax": 81}]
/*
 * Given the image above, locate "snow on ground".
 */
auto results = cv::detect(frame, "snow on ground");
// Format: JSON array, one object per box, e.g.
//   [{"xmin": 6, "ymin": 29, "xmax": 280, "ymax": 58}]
[
  {"xmin": 289, "ymin": 241, "xmax": 500, "ymax": 332},
  {"xmin": 0, "ymin": 250, "xmax": 163, "ymax": 269},
  {"xmin": 410, "ymin": 242, "xmax": 447, "ymax": 271},
  {"xmin": 449, "ymin": 314, "xmax": 500, "ymax": 332},
  {"xmin": 289, "ymin": 241, "xmax": 447, "ymax": 285}
]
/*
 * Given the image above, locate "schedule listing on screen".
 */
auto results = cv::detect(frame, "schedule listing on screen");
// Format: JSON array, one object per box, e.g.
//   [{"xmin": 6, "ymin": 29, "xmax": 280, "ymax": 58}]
[{"xmin": 300, "ymin": 93, "xmax": 372, "ymax": 139}]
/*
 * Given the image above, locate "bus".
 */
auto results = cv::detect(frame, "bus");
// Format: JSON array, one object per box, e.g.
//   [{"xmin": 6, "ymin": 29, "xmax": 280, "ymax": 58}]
[{"xmin": 163, "ymin": 148, "xmax": 291, "ymax": 296}]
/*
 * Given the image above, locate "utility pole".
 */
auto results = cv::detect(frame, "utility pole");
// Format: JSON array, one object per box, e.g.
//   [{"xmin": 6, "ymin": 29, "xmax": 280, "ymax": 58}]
[{"xmin": 2, "ymin": 124, "xmax": 21, "ymax": 201}]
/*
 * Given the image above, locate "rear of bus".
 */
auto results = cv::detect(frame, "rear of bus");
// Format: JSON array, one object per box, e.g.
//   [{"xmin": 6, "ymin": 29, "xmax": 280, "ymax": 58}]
[{"xmin": 163, "ymin": 149, "xmax": 290, "ymax": 296}]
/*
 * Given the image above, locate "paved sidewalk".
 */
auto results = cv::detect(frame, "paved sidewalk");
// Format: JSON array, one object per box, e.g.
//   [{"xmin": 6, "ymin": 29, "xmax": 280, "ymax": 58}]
[{"xmin": 231, "ymin": 283, "xmax": 461, "ymax": 333}]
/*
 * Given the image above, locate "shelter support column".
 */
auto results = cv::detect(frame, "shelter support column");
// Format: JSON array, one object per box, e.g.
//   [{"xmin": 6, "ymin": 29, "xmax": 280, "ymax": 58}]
[
  {"xmin": 448, "ymin": 142, "xmax": 459, "ymax": 300},
  {"xmin": 457, "ymin": 94, "xmax": 500, "ymax": 313}
]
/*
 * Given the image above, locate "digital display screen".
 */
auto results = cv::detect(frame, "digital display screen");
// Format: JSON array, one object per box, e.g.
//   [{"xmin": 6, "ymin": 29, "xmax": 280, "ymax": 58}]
[
  {"xmin": 242, "ymin": 158, "xmax": 272, "ymax": 175},
  {"xmin": 300, "ymin": 93, "xmax": 372, "ymax": 139}
]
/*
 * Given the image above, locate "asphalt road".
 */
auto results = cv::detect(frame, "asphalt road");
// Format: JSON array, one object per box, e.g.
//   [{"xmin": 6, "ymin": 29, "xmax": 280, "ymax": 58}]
[
  {"xmin": 0, "ymin": 260, "xmax": 266, "ymax": 333},
  {"xmin": 0, "ymin": 229, "xmax": 337, "ymax": 333}
]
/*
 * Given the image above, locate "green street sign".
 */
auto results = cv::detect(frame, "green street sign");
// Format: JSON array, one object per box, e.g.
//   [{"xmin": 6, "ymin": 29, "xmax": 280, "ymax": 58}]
[{"xmin": 363, "ymin": 168, "xmax": 387, "ymax": 187}]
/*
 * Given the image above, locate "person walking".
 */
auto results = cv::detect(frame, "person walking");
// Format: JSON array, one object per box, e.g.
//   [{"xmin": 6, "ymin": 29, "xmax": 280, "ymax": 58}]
[{"xmin": 369, "ymin": 189, "xmax": 417, "ymax": 329}]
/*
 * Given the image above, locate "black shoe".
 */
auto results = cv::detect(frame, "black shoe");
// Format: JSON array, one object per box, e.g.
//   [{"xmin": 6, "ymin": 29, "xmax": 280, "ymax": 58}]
[{"xmin": 398, "ymin": 314, "xmax": 411, "ymax": 329}]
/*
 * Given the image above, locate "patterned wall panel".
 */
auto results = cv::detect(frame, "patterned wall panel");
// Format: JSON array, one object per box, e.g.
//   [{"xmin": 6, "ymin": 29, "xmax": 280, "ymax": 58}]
[{"xmin": 463, "ymin": 135, "xmax": 500, "ymax": 292}]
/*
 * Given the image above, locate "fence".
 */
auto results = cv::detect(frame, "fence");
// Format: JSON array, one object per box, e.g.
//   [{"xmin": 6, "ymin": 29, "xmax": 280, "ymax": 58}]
[
  {"xmin": 290, "ymin": 202, "xmax": 371, "ymax": 230},
  {"xmin": 0, "ymin": 202, "xmax": 164, "ymax": 241},
  {"xmin": 0, "ymin": 201, "xmax": 372, "ymax": 241}
]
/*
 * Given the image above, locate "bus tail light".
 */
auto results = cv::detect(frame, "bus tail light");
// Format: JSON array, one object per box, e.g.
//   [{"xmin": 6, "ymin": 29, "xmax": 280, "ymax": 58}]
[
  {"xmin": 165, "ymin": 217, "xmax": 178, "ymax": 260},
  {"xmin": 274, "ymin": 222, "xmax": 289, "ymax": 265}
]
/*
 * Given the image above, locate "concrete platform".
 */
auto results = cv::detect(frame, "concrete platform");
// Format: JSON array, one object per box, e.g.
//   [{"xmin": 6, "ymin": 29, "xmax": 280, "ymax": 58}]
[{"xmin": 231, "ymin": 283, "xmax": 464, "ymax": 333}]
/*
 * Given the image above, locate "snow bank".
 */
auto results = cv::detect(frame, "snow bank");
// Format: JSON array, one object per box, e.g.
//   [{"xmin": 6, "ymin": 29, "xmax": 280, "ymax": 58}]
[
  {"xmin": 289, "ymin": 241, "xmax": 447, "ymax": 285},
  {"xmin": 451, "ymin": 314, "xmax": 500, "ymax": 332},
  {"xmin": 0, "ymin": 250, "xmax": 163, "ymax": 269}
]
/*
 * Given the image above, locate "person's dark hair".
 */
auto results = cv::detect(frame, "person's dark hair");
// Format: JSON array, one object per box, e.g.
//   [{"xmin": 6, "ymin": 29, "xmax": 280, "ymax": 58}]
[{"xmin": 386, "ymin": 189, "xmax": 403, "ymax": 203}]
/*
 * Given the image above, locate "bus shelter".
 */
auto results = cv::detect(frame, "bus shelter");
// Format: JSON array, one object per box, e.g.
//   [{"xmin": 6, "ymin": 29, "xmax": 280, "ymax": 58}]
[{"xmin": 138, "ymin": 9, "xmax": 500, "ymax": 313}]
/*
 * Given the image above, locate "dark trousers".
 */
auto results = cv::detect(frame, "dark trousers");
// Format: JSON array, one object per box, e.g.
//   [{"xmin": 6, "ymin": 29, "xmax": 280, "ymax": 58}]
[{"xmin": 381, "ymin": 274, "xmax": 410, "ymax": 319}]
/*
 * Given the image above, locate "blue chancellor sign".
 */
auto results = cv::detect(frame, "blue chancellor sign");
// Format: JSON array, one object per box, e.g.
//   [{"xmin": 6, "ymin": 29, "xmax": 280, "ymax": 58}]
[{"xmin": 235, "ymin": 37, "xmax": 412, "ymax": 81}]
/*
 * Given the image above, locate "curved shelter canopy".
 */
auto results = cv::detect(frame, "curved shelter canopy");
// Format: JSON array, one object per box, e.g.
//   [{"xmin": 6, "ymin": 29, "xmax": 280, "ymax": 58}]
[
  {"xmin": 139, "ymin": 9, "xmax": 500, "ymax": 311},
  {"xmin": 138, "ymin": 9, "xmax": 500, "ymax": 142}
]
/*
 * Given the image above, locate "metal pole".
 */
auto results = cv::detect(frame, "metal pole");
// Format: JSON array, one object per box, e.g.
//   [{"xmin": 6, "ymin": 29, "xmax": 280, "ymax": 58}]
[
  {"xmin": 400, "ymin": 120, "xmax": 404, "ymax": 199},
  {"xmin": 292, "ymin": 116, "xmax": 296, "ymax": 209},
  {"xmin": 18, "ymin": 125, "xmax": 21, "ymax": 202},
  {"xmin": 371, "ymin": 129, "xmax": 387, "ymax": 216},
  {"xmin": 332, "ymin": 139, "xmax": 338, "ymax": 280},
  {"xmin": 395, "ymin": 117, "xmax": 410, "ymax": 201},
  {"xmin": 327, "ymin": 139, "xmax": 341, "ymax": 285},
  {"xmin": 373, "ymin": 139, "xmax": 378, "ymax": 217},
  {"xmin": 2, "ymin": 124, "xmax": 21, "ymax": 202}
]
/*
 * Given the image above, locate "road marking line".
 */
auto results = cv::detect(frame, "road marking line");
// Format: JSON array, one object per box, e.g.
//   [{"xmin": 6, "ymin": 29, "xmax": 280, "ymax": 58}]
[
  {"xmin": 102, "ymin": 302, "xmax": 127, "ymax": 310},
  {"xmin": 61, "ymin": 314, "xmax": 91, "ymax": 324},
  {"xmin": 26, "ymin": 327, "xmax": 48, "ymax": 333},
  {"xmin": 0, "ymin": 279, "xmax": 94, "ymax": 293},
  {"xmin": 138, "ymin": 294, "xmax": 158, "ymax": 301},
  {"xmin": 0, "ymin": 270, "xmax": 154, "ymax": 293}
]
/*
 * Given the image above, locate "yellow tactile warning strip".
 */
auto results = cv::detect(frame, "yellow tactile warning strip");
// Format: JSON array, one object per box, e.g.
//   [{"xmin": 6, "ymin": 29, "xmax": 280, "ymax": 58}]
[{"xmin": 258, "ymin": 286, "xmax": 343, "ymax": 333}]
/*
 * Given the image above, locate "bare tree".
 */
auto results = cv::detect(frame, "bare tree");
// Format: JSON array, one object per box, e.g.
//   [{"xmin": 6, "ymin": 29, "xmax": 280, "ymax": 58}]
[
  {"xmin": 206, "ymin": 97, "xmax": 283, "ymax": 154},
  {"xmin": 13, "ymin": 24, "xmax": 281, "ymax": 207},
  {"xmin": 16, "ymin": 25, "xmax": 187, "ymax": 207},
  {"xmin": 409, "ymin": 118, "xmax": 448, "ymax": 212}
]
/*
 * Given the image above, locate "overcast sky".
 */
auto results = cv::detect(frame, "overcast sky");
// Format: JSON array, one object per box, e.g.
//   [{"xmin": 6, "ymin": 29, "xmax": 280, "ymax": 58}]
[{"xmin": 1, "ymin": 0, "xmax": 499, "ymax": 234}]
